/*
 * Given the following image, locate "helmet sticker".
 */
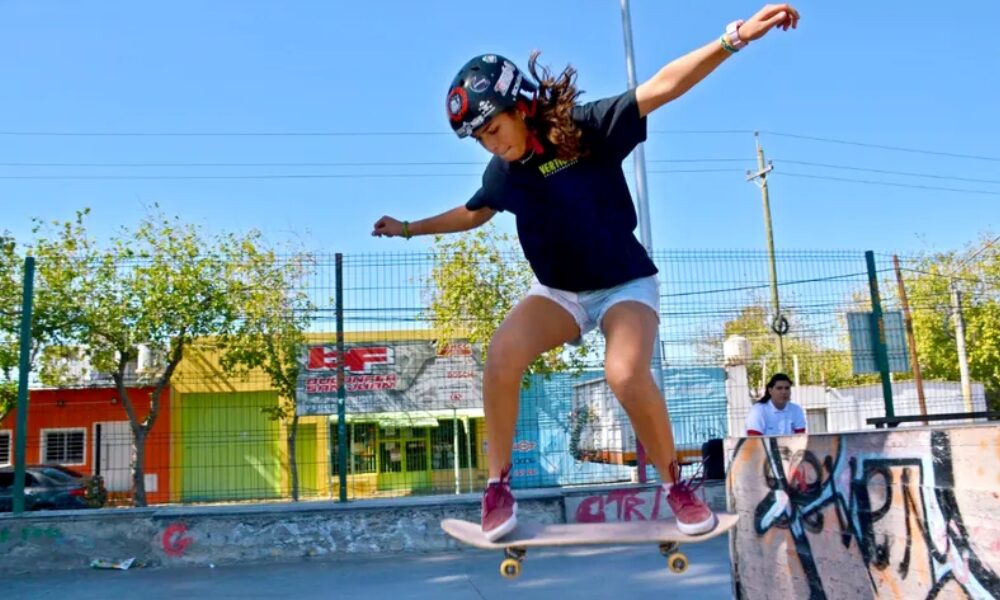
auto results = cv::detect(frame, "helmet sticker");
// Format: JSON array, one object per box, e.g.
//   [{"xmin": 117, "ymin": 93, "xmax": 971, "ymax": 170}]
[
  {"xmin": 511, "ymin": 73, "xmax": 523, "ymax": 99},
  {"xmin": 478, "ymin": 99, "xmax": 496, "ymax": 117},
  {"xmin": 494, "ymin": 61, "xmax": 515, "ymax": 96},
  {"xmin": 447, "ymin": 87, "xmax": 468, "ymax": 122},
  {"xmin": 469, "ymin": 75, "xmax": 491, "ymax": 93},
  {"xmin": 481, "ymin": 55, "xmax": 497, "ymax": 63}
]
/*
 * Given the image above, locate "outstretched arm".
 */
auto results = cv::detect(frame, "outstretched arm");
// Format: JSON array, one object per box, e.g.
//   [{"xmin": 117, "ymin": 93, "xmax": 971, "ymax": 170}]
[
  {"xmin": 372, "ymin": 205, "xmax": 495, "ymax": 239},
  {"xmin": 635, "ymin": 4, "xmax": 799, "ymax": 118}
]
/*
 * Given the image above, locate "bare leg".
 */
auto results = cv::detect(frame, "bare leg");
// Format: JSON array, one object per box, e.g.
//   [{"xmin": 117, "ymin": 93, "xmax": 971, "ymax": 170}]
[
  {"xmin": 601, "ymin": 301, "xmax": 678, "ymax": 480},
  {"xmin": 484, "ymin": 296, "xmax": 580, "ymax": 479}
]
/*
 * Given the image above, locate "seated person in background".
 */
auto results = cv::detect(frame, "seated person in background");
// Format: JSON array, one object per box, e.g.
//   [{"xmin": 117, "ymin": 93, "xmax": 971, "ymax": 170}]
[{"xmin": 746, "ymin": 373, "xmax": 806, "ymax": 436}]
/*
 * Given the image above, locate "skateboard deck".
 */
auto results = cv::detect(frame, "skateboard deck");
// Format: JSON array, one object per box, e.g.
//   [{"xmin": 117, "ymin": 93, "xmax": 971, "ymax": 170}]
[{"xmin": 442, "ymin": 513, "xmax": 738, "ymax": 579}]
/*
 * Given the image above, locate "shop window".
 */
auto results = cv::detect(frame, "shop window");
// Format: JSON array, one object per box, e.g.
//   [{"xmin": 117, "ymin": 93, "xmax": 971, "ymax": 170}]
[
  {"xmin": 330, "ymin": 422, "xmax": 377, "ymax": 475},
  {"xmin": 431, "ymin": 420, "xmax": 478, "ymax": 470}
]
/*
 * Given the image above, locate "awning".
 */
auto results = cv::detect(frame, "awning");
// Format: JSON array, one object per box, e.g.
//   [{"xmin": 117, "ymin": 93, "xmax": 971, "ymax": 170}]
[{"xmin": 329, "ymin": 408, "xmax": 485, "ymax": 428}]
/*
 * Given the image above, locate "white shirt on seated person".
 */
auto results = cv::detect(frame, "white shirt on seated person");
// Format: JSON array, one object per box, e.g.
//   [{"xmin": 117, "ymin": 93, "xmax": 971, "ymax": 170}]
[{"xmin": 746, "ymin": 374, "xmax": 807, "ymax": 436}]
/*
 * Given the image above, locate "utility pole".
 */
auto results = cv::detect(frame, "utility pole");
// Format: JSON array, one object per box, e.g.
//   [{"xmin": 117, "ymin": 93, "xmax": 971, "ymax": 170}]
[
  {"xmin": 746, "ymin": 132, "xmax": 786, "ymax": 371},
  {"xmin": 893, "ymin": 255, "xmax": 927, "ymax": 423},
  {"xmin": 619, "ymin": 0, "xmax": 662, "ymax": 484},
  {"xmin": 948, "ymin": 234, "xmax": 998, "ymax": 414},
  {"xmin": 951, "ymin": 285, "xmax": 973, "ymax": 412}
]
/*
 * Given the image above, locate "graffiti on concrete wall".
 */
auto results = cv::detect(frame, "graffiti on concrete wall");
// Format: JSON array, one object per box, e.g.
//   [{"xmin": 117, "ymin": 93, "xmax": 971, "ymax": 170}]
[
  {"xmin": 571, "ymin": 487, "xmax": 669, "ymax": 523},
  {"xmin": 730, "ymin": 430, "xmax": 1000, "ymax": 600},
  {"xmin": 161, "ymin": 522, "xmax": 193, "ymax": 557},
  {"xmin": 0, "ymin": 525, "xmax": 62, "ymax": 544}
]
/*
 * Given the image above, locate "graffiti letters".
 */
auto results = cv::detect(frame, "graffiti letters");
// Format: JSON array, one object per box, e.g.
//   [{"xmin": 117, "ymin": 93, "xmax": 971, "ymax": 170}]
[
  {"xmin": 573, "ymin": 488, "xmax": 666, "ymax": 523},
  {"xmin": 161, "ymin": 522, "xmax": 193, "ymax": 557},
  {"xmin": 0, "ymin": 525, "xmax": 62, "ymax": 544},
  {"xmin": 743, "ymin": 431, "xmax": 1000, "ymax": 599}
]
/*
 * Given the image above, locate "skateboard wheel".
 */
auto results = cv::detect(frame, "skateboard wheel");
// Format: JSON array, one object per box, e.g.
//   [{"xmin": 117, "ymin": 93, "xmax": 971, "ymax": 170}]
[
  {"xmin": 668, "ymin": 552, "xmax": 688, "ymax": 574},
  {"xmin": 500, "ymin": 558, "xmax": 521, "ymax": 579}
]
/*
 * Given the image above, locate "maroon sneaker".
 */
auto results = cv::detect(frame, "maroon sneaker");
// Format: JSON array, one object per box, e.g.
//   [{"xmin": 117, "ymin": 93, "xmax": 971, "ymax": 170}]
[
  {"xmin": 665, "ymin": 460, "xmax": 717, "ymax": 535},
  {"xmin": 481, "ymin": 464, "xmax": 517, "ymax": 541}
]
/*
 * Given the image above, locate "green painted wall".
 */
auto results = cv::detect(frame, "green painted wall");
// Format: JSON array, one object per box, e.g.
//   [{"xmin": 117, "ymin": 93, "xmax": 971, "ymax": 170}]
[{"xmin": 179, "ymin": 391, "xmax": 282, "ymax": 502}]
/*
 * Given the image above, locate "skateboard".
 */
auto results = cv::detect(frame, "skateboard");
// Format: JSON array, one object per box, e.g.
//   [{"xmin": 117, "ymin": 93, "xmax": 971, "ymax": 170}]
[{"xmin": 441, "ymin": 513, "xmax": 739, "ymax": 579}]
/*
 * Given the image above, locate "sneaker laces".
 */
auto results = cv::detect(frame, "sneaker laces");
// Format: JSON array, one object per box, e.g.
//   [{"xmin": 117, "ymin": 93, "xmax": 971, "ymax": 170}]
[
  {"xmin": 483, "ymin": 464, "xmax": 513, "ymax": 511},
  {"xmin": 668, "ymin": 458, "xmax": 708, "ymax": 506},
  {"xmin": 498, "ymin": 463, "xmax": 513, "ymax": 486}
]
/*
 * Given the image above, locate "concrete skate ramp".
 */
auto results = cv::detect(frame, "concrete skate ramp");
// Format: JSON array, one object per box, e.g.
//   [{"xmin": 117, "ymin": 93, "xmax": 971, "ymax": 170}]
[{"xmin": 726, "ymin": 425, "xmax": 1000, "ymax": 599}]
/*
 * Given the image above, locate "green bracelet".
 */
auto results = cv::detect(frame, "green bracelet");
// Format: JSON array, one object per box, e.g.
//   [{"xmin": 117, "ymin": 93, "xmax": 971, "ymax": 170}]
[
  {"xmin": 719, "ymin": 34, "xmax": 738, "ymax": 54},
  {"xmin": 402, "ymin": 220, "xmax": 411, "ymax": 239}
]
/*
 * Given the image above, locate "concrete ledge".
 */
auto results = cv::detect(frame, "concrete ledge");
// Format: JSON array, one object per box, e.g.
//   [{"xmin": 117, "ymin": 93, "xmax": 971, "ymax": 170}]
[{"xmin": 0, "ymin": 482, "xmax": 726, "ymax": 574}]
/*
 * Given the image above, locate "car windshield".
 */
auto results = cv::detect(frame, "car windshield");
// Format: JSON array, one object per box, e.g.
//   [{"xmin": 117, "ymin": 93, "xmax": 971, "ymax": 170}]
[{"xmin": 40, "ymin": 468, "xmax": 78, "ymax": 483}]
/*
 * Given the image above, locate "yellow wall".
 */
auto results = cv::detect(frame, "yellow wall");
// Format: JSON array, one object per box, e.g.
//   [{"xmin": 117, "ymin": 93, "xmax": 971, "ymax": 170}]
[
  {"xmin": 277, "ymin": 415, "xmax": 332, "ymax": 498},
  {"xmin": 173, "ymin": 329, "xmax": 440, "ymax": 394},
  {"xmin": 170, "ymin": 329, "xmax": 445, "ymax": 501}
]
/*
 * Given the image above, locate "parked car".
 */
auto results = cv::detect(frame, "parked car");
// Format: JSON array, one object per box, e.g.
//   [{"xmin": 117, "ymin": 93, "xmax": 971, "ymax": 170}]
[{"xmin": 0, "ymin": 465, "xmax": 107, "ymax": 511}]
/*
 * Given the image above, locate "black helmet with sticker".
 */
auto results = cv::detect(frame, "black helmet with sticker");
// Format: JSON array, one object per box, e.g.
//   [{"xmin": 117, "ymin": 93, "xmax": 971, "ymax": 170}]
[{"xmin": 446, "ymin": 54, "xmax": 537, "ymax": 139}]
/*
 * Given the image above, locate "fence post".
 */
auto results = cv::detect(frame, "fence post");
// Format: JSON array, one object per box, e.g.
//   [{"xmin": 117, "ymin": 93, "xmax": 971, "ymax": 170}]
[
  {"xmin": 335, "ymin": 253, "xmax": 349, "ymax": 502},
  {"xmin": 865, "ymin": 251, "xmax": 894, "ymax": 420},
  {"xmin": 13, "ymin": 256, "xmax": 35, "ymax": 514}
]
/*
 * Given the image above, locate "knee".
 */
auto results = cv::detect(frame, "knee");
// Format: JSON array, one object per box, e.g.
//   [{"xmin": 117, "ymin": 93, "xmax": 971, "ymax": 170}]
[
  {"xmin": 484, "ymin": 335, "xmax": 531, "ymax": 386},
  {"xmin": 604, "ymin": 359, "xmax": 653, "ymax": 402}
]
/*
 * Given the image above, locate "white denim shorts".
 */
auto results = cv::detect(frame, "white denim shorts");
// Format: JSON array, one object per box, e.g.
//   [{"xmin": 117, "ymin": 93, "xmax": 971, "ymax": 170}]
[{"xmin": 525, "ymin": 275, "xmax": 660, "ymax": 345}]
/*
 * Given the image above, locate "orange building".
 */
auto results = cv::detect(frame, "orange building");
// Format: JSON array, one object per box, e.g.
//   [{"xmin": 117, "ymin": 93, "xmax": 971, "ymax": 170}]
[{"xmin": 0, "ymin": 386, "xmax": 172, "ymax": 504}]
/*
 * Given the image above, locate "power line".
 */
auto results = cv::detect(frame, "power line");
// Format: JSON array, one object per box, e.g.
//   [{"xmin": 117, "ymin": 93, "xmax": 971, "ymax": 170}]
[
  {"xmin": 0, "ymin": 158, "xmax": 747, "ymax": 168},
  {"xmin": 774, "ymin": 159, "xmax": 1000, "ymax": 185},
  {"xmin": 0, "ymin": 130, "xmax": 453, "ymax": 137},
  {"xmin": 0, "ymin": 128, "xmax": 753, "ymax": 137},
  {"xmin": 779, "ymin": 172, "xmax": 1000, "ymax": 196},
  {"xmin": 2, "ymin": 126, "xmax": 996, "ymax": 163},
  {"xmin": 760, "ymin": 131, "xmax": 1000, "ymax": 162},
  {"xmin": 0, "ymin": 168, "xmax": 739, "ymax": 180},
  {"xmin": 0, "ymin": 124, "xmax": 994, "ymax": 163}
]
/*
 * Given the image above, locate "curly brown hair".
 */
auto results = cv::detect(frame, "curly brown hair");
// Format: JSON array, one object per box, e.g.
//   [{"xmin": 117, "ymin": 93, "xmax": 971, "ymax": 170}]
[{"xmin": 525, "ymin": 51, "xmax": 586, "ymax": 161}]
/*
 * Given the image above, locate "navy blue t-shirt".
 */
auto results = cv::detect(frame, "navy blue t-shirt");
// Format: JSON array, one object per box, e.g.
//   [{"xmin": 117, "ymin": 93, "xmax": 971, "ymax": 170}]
[{"xmin": 465, "ymin": 89, "xmax": 658, "ymax": 292}]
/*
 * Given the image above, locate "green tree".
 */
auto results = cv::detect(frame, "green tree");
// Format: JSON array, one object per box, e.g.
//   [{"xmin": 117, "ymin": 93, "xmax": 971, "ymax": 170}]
[
  {"xmin": 0, "ymin": 231, "xmax": 19, "ymax": 419},
  {"xmin": 64, "ymin": 212, "xmax": 253, "ymax": 506},
  {"xmin": 710, "ymin": 302, "xmax": 857, "ymax": 389},
  {"xmin": 426, "ymin": 224, "xmax": 594, "ymax": 382},
  {"xmin": 0, "ymin": 212, "xmax": 94, "ymax": 421},
  {"xmin": 217, "ymin": 246, "xmax": 315, "ymax": 501},
  {"xmin": 904, "ymin": 236, "xmax": 1000, "ymax": 408}
]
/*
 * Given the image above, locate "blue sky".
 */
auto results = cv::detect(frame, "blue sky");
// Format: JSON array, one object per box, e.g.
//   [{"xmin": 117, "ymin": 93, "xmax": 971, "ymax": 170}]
[{"xmin": 1, "ymin": 1, "xmax": 997, "ymax": 256}]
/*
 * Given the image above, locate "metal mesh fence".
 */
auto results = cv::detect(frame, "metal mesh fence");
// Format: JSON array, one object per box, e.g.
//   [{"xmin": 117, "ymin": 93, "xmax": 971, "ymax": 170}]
[{"xmin": 1, "ymin": 248, "xmax": 996, "ymax": 507}]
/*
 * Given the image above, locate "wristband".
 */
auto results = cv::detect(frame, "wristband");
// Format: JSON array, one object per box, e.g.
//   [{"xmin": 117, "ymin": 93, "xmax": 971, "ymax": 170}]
[
  {"xmin": 719, "ymin": 35, "xmax": 738, "ymax": 54},
  {"xmin": 402, "ymin": 221, "xmax": 412, "ymax": 239},
  {"xmin": 725, "ymin": 20, "xmax": 747, "ymax": 51}
]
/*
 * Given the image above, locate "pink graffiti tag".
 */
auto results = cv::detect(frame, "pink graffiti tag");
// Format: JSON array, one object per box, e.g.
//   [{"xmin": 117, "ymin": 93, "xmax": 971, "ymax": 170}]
[
  {"xmin": 575, "ymin": 488, "xmax": 664, "ymax": 523},
  {"xmin": 162, "ymin": 523, "xmax": 193, "ymax": 557}
]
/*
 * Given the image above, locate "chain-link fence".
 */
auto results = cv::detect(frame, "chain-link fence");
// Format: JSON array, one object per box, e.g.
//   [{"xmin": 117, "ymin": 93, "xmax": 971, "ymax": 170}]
[{"xmin": 1, "ymin": 248, "xmax": 996, "ymax": 507}]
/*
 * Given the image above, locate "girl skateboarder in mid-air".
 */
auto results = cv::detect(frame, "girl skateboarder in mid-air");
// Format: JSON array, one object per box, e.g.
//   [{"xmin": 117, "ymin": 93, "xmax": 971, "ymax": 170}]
[{"xmin": 374, "ymin": 4, "xmax": 800, "ymax": 541}]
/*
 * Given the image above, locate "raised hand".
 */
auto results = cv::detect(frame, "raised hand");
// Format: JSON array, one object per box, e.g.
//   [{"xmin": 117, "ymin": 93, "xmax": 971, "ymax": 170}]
[{"xmin": 739, "ymin": 4, "xmax": 800, "ymax": 42}]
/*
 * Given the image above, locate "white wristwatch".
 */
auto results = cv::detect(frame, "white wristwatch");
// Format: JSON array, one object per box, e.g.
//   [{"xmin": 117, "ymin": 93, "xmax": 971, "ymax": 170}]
[{"xmin": 725, "ymin": 20, "xmax": 748, "ymax": 51}]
